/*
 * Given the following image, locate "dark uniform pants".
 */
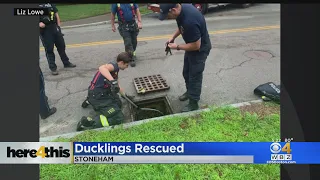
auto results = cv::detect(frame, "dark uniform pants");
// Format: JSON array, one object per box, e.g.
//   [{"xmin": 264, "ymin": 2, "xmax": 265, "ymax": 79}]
[
  {"xmin": 84, "ymin": 89, "xmax": 124, "ymax": 128},
  {"xmin": 40, "ymin": 25, "xmax": 70, "ymax": 71},
  {"xmin": 118, "ymin": 21, "xmax": 139, "ymax": 55},
  {"xmin": 183, "ymin": 51, "xmax": 208, "ymax": 101},
  {"xmin": 39, "ymin": 67, "xmax": 51, "ymax": 117}
]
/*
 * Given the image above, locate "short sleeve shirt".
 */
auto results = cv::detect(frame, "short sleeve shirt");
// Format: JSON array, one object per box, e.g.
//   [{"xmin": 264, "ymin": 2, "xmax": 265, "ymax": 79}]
[
  {"xmin": 39, "ymin": 3, "xmax": 58, "ymax": 24},
  {"xmin": 176, "ymin": 4, "xmax": 212, "ymax": 54},
  {"xmin": 111, "ymin": 4, "xmax": 138, "ymax": 22}
]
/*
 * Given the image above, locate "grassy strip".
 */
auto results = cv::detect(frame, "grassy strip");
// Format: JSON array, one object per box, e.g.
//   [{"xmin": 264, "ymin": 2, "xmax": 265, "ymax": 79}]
[
  {"xmin": 56, "ymin": 4, "xmax": 150, "ymax": 22},
  {"xmin": 41, "ymin": 102, "xmax": 280, "ymax": 180},
  {"xmin": 56, "ymin": 4, "xmax": 110, "ymax": 22}
]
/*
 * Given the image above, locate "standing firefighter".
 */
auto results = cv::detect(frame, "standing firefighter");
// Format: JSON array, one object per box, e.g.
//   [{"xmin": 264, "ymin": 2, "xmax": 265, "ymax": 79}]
[
  {"xmin": 77, "ymin": 52, "xmax": 134, "ymax": 131},
  {"xmin": 158, "ymin": 4, "xmax": 212, "ymax": 112},
  {"xmin": 39, "ymin": 64, "xmax": 56, "ymax": 119},
  {"xmin": 111, "ymin": 3, "xmax": 142, "ymax": 67},
  {"xmin": 39, "ymin": 3, "xmax": 76, "ymax": 75}
]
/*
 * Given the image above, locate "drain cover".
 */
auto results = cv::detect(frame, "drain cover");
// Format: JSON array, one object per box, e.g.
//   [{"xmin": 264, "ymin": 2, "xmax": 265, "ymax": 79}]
[
  {"xmin": 244, "ymin": 50, "xmax": 273, "ymax": 60},
  {"xmin": 133, "ymin": 74, "xmax": 170, "ymax": 94}
]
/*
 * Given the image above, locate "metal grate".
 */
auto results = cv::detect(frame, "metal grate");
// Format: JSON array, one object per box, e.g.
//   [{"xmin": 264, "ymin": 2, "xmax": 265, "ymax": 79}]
[{"xmin": 133, "ymin": 74, "xmax": 170, "ymax": 94}]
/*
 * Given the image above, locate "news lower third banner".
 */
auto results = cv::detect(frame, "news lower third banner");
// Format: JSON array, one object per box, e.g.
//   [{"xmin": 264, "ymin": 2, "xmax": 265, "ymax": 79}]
[{"xmin": 0, "ymin": 142, "xmax": 319, "ymax": 164}]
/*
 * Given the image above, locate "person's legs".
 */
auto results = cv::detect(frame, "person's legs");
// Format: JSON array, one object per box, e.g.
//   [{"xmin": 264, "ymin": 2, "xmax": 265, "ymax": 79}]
[
  {"xmin": 77, "ymin": 104, "xmax": 124, "ymax": 131},
  {"xmin": 131, "ymin": 22, "xmax": 139, "ymax": 65},
  {"xmin": 40, "ymin": 30, "xmax": 57, "ymax": 75},
  {"xmin": 118, "ymin": 23, "xmax": 135, "ymax": 67},
  {"xmin": 39, "ymin": 68, "xmax": 56, "ymax": 119},
  {"xmin": 77, "ymin": 94, "xmax": 124, "ymax": 131},
  {"xmin": 182, "ymin": 52, "xmax": 208, "ymax": 112},
  {"xmin": 179, "ymin": 53, "xmax": 190, "ymax": 101},
  {"xmin": 54, "ymin": 29, "xmax": 76, "ymax": 68}
]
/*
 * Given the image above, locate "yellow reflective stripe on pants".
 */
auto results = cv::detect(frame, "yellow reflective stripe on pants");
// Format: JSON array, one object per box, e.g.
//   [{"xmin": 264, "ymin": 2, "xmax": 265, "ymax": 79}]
[{"xmin": 100, "ymin": 115, "xmax": 109, "ymax": 127}]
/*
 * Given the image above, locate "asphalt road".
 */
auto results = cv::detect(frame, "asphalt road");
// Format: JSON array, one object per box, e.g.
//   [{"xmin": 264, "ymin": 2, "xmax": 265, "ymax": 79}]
[{"xmin": 39, "ymin": 4, "xmax": 280, "ymax": 137}]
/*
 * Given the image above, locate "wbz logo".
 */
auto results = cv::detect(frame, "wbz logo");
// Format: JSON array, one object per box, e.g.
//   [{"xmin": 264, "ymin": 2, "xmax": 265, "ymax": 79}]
[
  {"xmin": 271, "ymin": 154, "xmax": 292, "ymax": 160},
  {"xmin": 270, "ymin": 141, "xmax": 292, "ymax": 161}
]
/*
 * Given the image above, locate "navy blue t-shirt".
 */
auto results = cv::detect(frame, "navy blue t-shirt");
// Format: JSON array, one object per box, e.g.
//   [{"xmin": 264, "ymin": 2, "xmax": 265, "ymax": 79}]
[
  {"xmin": 111, "ymin": 4, "xmax": 139, "ymax": 22},
  {"xmin": 176, "ymin": 4, "xmax": 212, "ymax": 54},
  {"xmin": 89, "ymin": 61, "xmax": 119, "ymax": 90},
  {"xmin": 39, "ymin": 3, "xmax": 58, "ymax": 24}
]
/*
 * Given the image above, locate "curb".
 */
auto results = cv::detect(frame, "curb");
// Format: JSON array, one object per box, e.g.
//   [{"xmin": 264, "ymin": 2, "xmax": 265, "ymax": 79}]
[
  {"xmin": 61, "ymin": 12, "xmax": 153, "ymax": 29},
  {"xmin": 40, "ymin": 99, "xmax": 263, "ymax": 142},
  {"xmin": 61, "ymin": 20, "xmax": 111, "ymax": 29}
]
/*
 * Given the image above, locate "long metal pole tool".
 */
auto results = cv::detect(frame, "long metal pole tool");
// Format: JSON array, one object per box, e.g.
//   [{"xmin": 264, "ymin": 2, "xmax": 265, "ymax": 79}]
[{"xmin": 122, "ymin": 95, "xmax": 164, "ymax": 116}]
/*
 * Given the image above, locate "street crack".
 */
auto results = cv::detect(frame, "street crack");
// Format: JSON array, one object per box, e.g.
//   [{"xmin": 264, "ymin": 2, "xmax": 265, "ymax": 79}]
[
  {"xmin": 50, "ymin": 88, "xmax": 87, "ymax": 106},
  {"xmin": 215, "ymin": 58, "xmax": 253, "ymax": 81}
]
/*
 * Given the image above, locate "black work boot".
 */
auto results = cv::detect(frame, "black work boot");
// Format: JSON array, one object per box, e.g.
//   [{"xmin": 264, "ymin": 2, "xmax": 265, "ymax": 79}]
[
  {"xmin": 41, "ymin": 107, "xmax": 57, "ymax": 119},
  {"xmin": 81, "ymin": 99, "xmax": 90, "ymax": 108},
  {"xmin": 130, "ymin": 51, "xmax": 137, "ymax": 67},
  {"xmin": 130, "ymin": 57, "xmax": 136, "ymax": 67},
  {"xmin": 181, "ymin": 99, "xmax": 199, "ymax": 112},
  {"xmin": 179, "ymin": 92, "xmax": 189, "ymax": 101},
  {"xmin": 76, "ymin": 116, "xmax": 95, "ymax": 131},
  {"xmin": 64, "ymin": 63, "xmax": 76, "ymax": 68},
  {"xmin": 130, "ymin": 61, "xmax": 136, "ymax": 67},
  {"xmin": 51, "ymin": 70, "xmax": 59, "ymax": 75}
]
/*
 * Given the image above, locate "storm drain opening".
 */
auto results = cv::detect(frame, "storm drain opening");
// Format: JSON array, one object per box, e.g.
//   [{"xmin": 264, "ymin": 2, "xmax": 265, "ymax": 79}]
[{"xmin": 130, "ymin": 96, "xmax": 173, "ymax": 121}]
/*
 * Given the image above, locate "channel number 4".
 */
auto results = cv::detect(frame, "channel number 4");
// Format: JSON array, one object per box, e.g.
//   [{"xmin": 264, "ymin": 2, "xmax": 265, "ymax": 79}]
[
  {"xmin": 282, "ymin": 143, "xmax": 291, "ymax": 154},
  {"xmin": 35, "ymin": 146, "xmax": 47, "ymax": 158}
]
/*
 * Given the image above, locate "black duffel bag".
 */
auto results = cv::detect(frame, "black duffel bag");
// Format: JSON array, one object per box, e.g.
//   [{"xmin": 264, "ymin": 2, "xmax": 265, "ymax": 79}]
[{"xmin": 253, "ymin": 82, "xmax": 280, "ymax": 104}]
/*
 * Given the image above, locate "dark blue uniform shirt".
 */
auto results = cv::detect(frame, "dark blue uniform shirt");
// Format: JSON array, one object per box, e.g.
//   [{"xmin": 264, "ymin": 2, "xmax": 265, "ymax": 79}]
[
  {"xmin": 89, "ymin": 61, "xmax": 119, "ymax": 90},
  {"xmin": 39, "ymin": 3, "xmax": 58, "ymax": 25},
  {"xmin": 176, "ymin": 4, "xmax": 212, "ymax": 54},
  {"xmin": 111, "ymin": 4, "xmax": 139, "ymax": 22}
]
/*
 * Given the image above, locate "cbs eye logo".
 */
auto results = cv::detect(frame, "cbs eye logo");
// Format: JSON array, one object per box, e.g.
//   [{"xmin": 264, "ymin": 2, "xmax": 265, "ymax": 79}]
[{"xmin": 270, "ymin": 142, "xmax": 291, "ymax": 154}]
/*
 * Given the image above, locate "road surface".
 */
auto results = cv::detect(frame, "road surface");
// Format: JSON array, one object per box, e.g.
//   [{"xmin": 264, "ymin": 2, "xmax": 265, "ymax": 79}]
[{"xmin": 39, "ymin": 4, "xmax": 280, "ymax": 137}]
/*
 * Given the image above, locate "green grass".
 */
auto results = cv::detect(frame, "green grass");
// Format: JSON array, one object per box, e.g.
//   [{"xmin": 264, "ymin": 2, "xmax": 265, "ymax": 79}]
[
  {"xmin": 56, "ymin": 4, "xmax": 150, "ymax": 22},
  {"xmin": 56, "ymin": 4, "xmax": 110, "ymax": 22},
  {"xmin": 41, "ymin": 102, "xmax": 280, "ymax": 180}
]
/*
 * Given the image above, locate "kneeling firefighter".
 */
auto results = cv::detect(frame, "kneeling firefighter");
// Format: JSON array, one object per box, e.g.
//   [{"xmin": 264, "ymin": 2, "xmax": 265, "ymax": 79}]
[{"xmin": 77, "ymin": 52, "xmax": 134, "ymax": 131}]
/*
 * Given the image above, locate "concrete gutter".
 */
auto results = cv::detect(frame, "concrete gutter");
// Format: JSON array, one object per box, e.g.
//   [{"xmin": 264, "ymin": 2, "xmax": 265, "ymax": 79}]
[{"xmin": 39, "ymin": 99, "xmax": 263, "ymax": 142}]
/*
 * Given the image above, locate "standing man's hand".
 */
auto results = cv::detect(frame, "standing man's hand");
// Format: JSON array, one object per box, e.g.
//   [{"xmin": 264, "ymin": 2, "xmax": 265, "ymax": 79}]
[
  {"xmin": 165, "ymin": 38, "xmax": 175, "ymax": 46},
  {"xmin": 57, "ymin": 26, "xmax": 63, "ymax": 35},
  {"xmin": 137, "ymin": 21, "xmax": 142, "ymax": 29},
  {"xmin": 136, "ymin": 6, "xmax": 142, "ymax": 29},
  {"xmin": 110, "ymin": 11, "xmax": 116, "ymax": 32},
  {"xmin": 39, "ymin": 22, "xmax": 45, "ymax": 28},
  {"xmin": 168, "ymin": 43, "xmax": 178, "ymax": 49}
]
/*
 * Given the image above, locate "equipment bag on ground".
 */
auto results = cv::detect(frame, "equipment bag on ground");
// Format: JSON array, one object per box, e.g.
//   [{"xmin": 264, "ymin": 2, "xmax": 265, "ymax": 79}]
[{"xmin": 253, "ymin": 82, "xmax": 280, "ymax": 104}]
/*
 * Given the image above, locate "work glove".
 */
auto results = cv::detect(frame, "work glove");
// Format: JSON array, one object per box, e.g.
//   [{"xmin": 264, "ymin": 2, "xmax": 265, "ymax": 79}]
[{"xmin": 110, "ymin": 80, "xmax": 120, "ymax": 94}]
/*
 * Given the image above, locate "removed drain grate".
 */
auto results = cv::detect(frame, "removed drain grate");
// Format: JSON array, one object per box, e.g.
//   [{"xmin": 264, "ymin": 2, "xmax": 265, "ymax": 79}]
[{"xmin": 133, "ymin": 74, "xmax": 170, "ymax": 94}]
